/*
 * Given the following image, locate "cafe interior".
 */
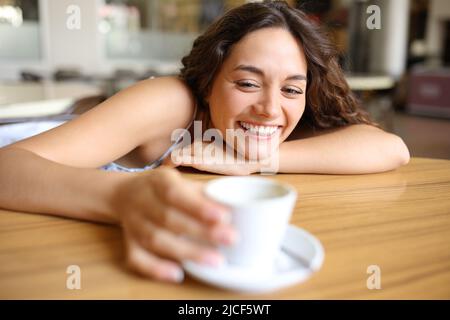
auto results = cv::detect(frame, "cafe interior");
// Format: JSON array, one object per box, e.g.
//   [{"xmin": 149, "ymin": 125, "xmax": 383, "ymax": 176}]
[
  {"xmin": 1, "ymin": 0, "xmax": 450, "ymax": 301},
  {"xmin": 0, "ymin": 0, "xmax": 449, "ymax": 159}
]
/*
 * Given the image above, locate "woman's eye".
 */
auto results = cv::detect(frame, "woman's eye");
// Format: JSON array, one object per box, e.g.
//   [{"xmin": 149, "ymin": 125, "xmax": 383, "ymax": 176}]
[
  {"xmin": 283, "ymin": 87, "xmax": 303, "ymax": 95},
  {"xmin": 236, "ymin": 81, "xmax": 259, "ymax": 88}
]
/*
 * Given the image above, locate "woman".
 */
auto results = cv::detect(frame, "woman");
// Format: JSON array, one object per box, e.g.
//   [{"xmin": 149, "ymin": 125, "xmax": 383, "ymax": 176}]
[{"xmin": 0, "ymin": 1, "xmax": 409, "ymax": 283}]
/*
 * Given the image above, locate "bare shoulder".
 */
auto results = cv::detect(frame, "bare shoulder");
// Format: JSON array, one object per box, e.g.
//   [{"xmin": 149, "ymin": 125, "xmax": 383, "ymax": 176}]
[
  {"xmin": 7, "ymin": 76, "xmax": 196, "ymax": 168},
  {"xmin": 122, "ymin": 76, "xmax": 197, "ymax": 136},
  {"xmin": 112, "ymin": 75, "xmax": 195, "ymax": 128}
]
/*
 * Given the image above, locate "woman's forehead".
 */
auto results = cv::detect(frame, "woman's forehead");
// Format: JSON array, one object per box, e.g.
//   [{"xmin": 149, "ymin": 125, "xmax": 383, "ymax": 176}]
[{"xmin": 224, "ymin": 28, "xmax": 307, "ymax": 75}]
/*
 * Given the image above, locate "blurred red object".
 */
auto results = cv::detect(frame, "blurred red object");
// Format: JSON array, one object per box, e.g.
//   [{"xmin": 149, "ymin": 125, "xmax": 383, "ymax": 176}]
[{"xmin": 407, "ymin": 68, "xmax": 450, "ymax": 119}]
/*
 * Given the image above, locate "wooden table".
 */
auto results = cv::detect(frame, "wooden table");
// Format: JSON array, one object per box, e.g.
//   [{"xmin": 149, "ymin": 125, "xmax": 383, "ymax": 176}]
[{"xmin": 1, "ymin": 158, "xmax": 449, "ymax": 299}]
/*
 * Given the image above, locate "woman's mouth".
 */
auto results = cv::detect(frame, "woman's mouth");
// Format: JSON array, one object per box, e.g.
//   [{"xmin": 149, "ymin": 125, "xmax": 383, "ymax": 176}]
[{"xmin": 238, "ymin": 121, "xmax": 281, "ymax": 139}]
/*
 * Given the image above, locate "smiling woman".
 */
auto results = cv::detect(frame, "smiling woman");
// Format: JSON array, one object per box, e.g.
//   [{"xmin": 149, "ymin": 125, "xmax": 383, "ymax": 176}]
[
  {"xmin": 178, "ymin": 0, "xmax": 382, "ymax": 164},
  {"xmin": 203, "ymin": 27, "xmax": 308, "ymax": 161},
  {"xmin": 180, "ymin": 1, "xmax": 375, "ymax": 130},
  {"xmin": 0, "ymin": 1, "xmax": 409, "ymax": 284}
]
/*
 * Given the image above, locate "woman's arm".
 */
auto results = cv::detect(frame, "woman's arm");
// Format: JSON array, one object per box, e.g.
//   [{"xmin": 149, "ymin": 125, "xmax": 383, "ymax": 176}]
[
  {"xmin": 167, "ymin": 124, "xmax": 410, "ymax": 176},
  {"xmin": 0, "ymin": 77, "xmax": 236, "ymax": 282},
  {"xmin": 0, "ymin": 147, "xmax": 232, "ymax": 282},
  {"xmin": 0, "ymin": 147, "xmax": 130, "ymax": 223},
  {"xmin": 0, "ymin": 76, "xmax": 194, "ymax": 221},
  {"xmin": 278, "ymin": 124, "xmax": 410, "ymax": 174},
  {"xmin": 7, "ymin": 77, "xmax": 195, "ymax": 168}
]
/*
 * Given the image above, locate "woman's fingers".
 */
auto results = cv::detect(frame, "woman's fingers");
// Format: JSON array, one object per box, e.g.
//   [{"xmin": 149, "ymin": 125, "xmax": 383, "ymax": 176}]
[
  {"xmin": 153, "ymin": 168, "xmax": 231, "ymax": 224},
  {"xmin": 130, "ymin": 217, "xmax": 224, "ymax": 266},
  {"xmin": 153, "ymin": 178, "xmax": 236, "ymax": 246},
  {"xmin": 118, "ymin": 168, "xmax": 236, "ymax": 282},
  {"xmin": 165, "ymin": 141, "xmax": 258, "ymax": 175},
  {"xmin": 124, "ymin": 236, "xmax": 184, "ymax": 283},
  {"xmin": 161, "ymin": 205, "xmax": 236, "ymax": 246}
]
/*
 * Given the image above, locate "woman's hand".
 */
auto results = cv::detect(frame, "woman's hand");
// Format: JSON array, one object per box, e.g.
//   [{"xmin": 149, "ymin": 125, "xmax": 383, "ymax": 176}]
[
  {"xmin": 163, "ymin": 140, "xmax": 262, "ymax": 176},
  {"xmin": 112, "ymin": 167, "xmax": 235, "ymax": 282}
]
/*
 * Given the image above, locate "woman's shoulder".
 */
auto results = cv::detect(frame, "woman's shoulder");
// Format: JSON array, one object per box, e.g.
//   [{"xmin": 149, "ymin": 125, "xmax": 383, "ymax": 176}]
[
  {"xmin": 120, "ymin": 76, "xmax": 198, "ymax": 165},
  {"xmin": 117, "ymin": 75, "xmax": 197, "ymax": 139},
  {"xmin": 143, "ymin": 75, "xmax": 194, "ymax": 99},
  {"xmin": 7, "ymin": 75, "xmax": 197, "ymax": 169},
  {"xmin": 132, "ymin": 75, "xmax": 196, "ymax": 118}
]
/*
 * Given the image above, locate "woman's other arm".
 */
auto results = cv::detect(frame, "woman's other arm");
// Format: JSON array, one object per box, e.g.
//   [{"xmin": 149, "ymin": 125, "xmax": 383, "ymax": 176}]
[{"xmin": 278, "ymin": 124, "xmax": 410, "ymax": 174}]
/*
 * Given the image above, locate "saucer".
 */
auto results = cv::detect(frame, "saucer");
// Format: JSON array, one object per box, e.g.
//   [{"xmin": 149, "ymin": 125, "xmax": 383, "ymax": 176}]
[{"xmin": 182, "ymin": 225, "xmax": 324, "ymax": 293}]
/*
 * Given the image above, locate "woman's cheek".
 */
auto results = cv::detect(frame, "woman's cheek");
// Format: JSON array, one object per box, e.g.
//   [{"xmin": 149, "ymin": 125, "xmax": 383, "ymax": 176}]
[
  {"xmin": 287, "ymin": 100, "xmax": 304, "ymax": 118},
  {"xmin": 225, "ymin": 94, "xmax": 250, "ymax": 115}
]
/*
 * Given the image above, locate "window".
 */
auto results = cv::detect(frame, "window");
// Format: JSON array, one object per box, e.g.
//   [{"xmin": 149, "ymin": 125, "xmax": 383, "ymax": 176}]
[
  {"xmin": 0, "ymin": 0, "xmax": 41, "ymax": 61},
  {"xmin": 99, "ymin": 0, "xmax": 250, "ymax": 62}
]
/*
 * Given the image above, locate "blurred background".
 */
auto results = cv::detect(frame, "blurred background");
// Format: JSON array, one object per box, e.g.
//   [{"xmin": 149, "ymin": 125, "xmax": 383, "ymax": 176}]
[{"xmin": 0, "ymin": 0, "xmax": 449, "ymax": 159}]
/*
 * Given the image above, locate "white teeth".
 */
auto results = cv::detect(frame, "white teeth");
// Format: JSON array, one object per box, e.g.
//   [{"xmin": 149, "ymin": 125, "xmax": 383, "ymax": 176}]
[{"xmin": 239, "ymin": 121, "xmax": 278, "ymax": 136}]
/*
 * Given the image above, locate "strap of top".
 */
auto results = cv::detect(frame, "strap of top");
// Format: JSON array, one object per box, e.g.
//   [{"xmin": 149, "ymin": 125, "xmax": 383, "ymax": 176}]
[{"xmin": 103, "ymin": 103, "xmax": 198, "ymax": 173}]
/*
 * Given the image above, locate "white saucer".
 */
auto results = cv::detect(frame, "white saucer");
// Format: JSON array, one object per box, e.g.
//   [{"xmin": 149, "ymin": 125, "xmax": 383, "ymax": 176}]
[{"xmin": 183, "ymin": 225, "xmax": 325, "ymax": 293}]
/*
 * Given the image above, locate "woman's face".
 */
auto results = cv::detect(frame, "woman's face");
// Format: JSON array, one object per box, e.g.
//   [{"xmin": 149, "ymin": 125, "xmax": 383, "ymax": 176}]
[{"xmin": 206, "ymin": 27, "xmax": 308, "ymax": 160}]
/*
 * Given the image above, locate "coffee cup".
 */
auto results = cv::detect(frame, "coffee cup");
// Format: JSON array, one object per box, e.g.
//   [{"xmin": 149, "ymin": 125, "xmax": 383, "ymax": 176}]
[{"xmin": 204, "ymin": 176, "xmax": 297, "ymax": 274}]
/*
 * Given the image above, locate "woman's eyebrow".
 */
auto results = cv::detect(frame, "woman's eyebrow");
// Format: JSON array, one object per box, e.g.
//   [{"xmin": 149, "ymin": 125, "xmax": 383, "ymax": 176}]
[{"xmin": 232, "ymin": 64, "xmax": 307, "ymax": 81}]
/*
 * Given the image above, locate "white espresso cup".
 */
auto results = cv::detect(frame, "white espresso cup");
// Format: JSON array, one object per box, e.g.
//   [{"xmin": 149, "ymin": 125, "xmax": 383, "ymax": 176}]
[{"xmin": 204, "ymin": 177, "xmax": 297, "ymax": 274}]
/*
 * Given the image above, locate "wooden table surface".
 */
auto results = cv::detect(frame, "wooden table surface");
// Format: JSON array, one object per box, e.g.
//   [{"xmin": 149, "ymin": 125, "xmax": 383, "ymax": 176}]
[{"xmin": 1, "ymin": 158, "xmax": 449, "ymax": 299}]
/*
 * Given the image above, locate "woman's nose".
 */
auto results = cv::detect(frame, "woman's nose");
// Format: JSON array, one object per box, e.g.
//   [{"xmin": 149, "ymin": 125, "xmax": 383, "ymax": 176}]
[{"xmin": 252, "ymin": 90, "xmax": 282, "ymax": 119}]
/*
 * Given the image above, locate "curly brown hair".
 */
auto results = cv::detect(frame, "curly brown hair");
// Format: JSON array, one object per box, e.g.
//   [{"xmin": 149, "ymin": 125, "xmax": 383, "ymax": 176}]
[{"xmin": 179, "ymin": 0, "xmax": 376, "ymax": 130}]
